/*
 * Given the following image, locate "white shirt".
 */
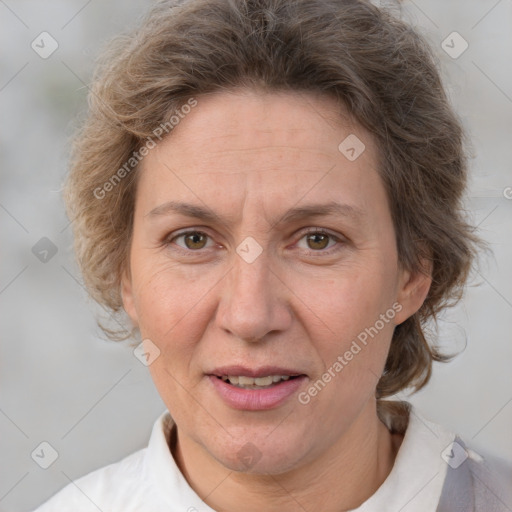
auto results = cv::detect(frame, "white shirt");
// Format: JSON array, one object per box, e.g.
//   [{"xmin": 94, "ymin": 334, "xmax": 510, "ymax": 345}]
[{"xmin": 33, "ymin": 401, "xmax": 511, "ymax": 511}]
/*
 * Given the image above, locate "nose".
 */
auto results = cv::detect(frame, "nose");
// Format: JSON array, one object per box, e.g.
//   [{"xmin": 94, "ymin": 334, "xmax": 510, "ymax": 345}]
[{"xmin": 216, "ymin": 247, "xmax": 292, "ymax": 343}]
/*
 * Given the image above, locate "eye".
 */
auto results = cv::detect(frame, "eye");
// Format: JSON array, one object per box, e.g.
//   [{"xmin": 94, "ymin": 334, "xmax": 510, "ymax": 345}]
[
  {"xmin": 166, "ymin": 228, "xmax": 344, "ymax": 255},
  {"xmin": 170, "ymin": 230, "xmax": 214, "ymax": 251},
  {"xmin": 296, "ymin": 229, "xmax": 343, "ymax": 253}
]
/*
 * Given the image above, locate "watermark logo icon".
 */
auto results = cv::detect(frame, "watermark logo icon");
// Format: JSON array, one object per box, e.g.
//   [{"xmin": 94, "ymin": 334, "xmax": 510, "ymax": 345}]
[
  {"xmin": 31, "ymin": 441, "xmax": 59, "ymax": 469},
  {"xmin": 441, "ymin": 441, "xmax": 468, "ymax": 469},
  {"xmin": 237, "ymin": 442, "xmax": 262, "ymax": 469},
  {"xmin": 32, "ymin": 237, "xmax": 58, "ymax": 263},
  {"xmin": 441, "ymin": 32, "xmax": 468, "ymax": 59},
  {"xmin": 338, "ymin": 134, "xmax": 366, "ymax": 161},
  {"xmin": 236, "ymin": 236, "xmax": 263, "ymax": 264},
  {"xmin": 31, "ymin": 32, "xmax": 59, "ymax": 59},
  {"xmin": 133, "ymin": 338, "xmax": 161, "ymax": 366}
]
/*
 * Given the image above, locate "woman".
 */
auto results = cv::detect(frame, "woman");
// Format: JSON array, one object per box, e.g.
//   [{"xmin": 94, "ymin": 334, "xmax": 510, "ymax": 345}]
[{"xmin": 34, "ymin": 0, "xmax": 511, "ymax": 510}]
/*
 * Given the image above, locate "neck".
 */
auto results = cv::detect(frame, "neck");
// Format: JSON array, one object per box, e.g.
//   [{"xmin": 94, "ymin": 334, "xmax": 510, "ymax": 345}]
[{"xmin": 172, "ymin": 398, "xmax": 403, "ymax": 512}]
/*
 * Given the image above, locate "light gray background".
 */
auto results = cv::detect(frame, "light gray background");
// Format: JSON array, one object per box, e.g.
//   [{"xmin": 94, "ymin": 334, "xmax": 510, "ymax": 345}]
[{"xmin": 1, "ymin": 1, "xmax": 511, "ymax": 510}]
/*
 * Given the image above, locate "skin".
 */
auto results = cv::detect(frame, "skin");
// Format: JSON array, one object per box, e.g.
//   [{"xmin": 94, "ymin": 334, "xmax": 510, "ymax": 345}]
[{"xmin": 122, "ymin": 89, "xmax": 431, "ymax": 511}]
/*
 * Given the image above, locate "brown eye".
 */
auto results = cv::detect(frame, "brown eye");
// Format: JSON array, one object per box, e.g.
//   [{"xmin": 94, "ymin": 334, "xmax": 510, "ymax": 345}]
[
  {"xmin": 296, "ymin": 229, "xmax": 342, "ymax": 255},
  {"xmin": 170, "ymin": 231, "xmax": 212, "ymax": 251},
  {"xmin": 183, "ymin": 232, "xmax": 208, "ymax": 250},
  {"xmin": 306, "ymin": 232, "xmax": 330, "ymax": 250}
]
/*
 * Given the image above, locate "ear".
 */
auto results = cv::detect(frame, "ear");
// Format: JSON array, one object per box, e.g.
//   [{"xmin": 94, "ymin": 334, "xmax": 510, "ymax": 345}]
[
  {"xmin": 121, "ymin": 268, "xmax": 139, "ymax": 328},
  {"xmin": 394, "ymin": 258, "xmax": 432, "ymax": 325}
]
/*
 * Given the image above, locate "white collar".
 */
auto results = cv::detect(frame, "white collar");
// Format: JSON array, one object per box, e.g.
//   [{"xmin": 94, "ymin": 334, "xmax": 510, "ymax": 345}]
[
  {"xmin": 145, "ymin": 409, "xmax": 215, "ymax": 510},
  {"xmin": 353, "ymin": 401, "xmax": 455, "ymax": 511}
]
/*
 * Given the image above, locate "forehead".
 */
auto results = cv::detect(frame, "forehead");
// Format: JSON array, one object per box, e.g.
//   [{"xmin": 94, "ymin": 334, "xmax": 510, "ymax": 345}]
[
  {"xmin": 156, "ymin": 89, "xmax": 372, "ymax": 162},
  {"xmin": 136, "ymin": 89, "xmax": 385, "ymax": 222}
]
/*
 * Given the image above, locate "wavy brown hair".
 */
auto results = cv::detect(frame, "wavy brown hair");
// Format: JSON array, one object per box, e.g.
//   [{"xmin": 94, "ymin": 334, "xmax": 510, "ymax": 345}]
[{"xmin": 65, "ymin": 0, "xmax": 481, "ymax": 398}]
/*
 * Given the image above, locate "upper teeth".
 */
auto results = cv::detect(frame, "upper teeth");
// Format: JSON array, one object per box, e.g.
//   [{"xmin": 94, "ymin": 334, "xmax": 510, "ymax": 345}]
[{"xmin": 221, "ymin": 375, "xmax": 291, "ymax": 386}]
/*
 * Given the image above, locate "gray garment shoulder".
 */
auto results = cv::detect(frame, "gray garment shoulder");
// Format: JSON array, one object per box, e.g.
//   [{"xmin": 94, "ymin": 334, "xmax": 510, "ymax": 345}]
[{"xmin": 437, "ymin": 436, "xmax": 512, "ymax": 512}]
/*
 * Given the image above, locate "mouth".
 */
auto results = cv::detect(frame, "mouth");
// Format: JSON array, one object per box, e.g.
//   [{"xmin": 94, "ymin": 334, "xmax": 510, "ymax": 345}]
[
  {"xmin": 207, "ymin": 366, "xmax": 308, "ymax": 410},
  {"xmin": 215, "ymin": 374, "xmax": 302, "ymax": 389}
]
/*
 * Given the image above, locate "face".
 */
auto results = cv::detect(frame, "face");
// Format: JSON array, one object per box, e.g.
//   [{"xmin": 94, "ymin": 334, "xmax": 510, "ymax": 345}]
[{"xmin": 122, "ymin": 89, "xmax": 430, "ymax": 474}]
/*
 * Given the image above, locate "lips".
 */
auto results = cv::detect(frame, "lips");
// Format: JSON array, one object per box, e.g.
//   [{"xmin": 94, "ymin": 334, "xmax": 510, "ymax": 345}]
[{"xmin": 207, "ymin": 365, "xmax": 307, "ymax": 410}]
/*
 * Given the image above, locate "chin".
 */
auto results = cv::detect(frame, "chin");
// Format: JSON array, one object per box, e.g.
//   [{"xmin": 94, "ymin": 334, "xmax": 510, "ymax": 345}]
[{"xmin": 206, "ymin": 427, "xmax": 310, "ymax": 475}]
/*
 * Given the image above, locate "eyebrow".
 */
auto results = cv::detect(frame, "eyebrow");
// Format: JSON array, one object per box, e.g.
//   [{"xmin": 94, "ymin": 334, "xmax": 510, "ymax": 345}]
[{"xmin": 147, "ymin": 200, "xmax": 365, "ymax": 227}]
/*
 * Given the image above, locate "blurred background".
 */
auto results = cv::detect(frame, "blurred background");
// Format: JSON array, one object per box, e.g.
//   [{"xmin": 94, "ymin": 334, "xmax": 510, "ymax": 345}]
[{"xmin": 1, "ymin": 0, "xmax": 511, "ymax": 510}]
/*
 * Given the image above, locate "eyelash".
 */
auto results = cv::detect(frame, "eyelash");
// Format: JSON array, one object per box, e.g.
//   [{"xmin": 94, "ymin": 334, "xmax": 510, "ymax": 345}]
[{"xmin": 165, "ymin": 228, "xmax": 345, "ymax": 257}]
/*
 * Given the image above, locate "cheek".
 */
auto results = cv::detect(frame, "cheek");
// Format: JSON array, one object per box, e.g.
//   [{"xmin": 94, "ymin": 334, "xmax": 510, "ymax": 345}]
[
  {"xmin": 132, "ymin": 259, "xmax": 221, "ymax": 358},
  {"xmin": 295, "ymin": 263, "xmax": 396, "ymax": 334},
  {"xmin": 293, "ymin": 264, "xmax": 397, "ymax": 388}
]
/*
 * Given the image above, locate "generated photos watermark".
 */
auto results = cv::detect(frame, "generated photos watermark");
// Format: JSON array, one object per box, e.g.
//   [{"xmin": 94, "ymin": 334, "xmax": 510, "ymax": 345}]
[
  {"xmin": 298, "ymin": 302, "xmax": 403, "ymax": 405},
  {"xmin": 93, "ymin": 97, "xmax": 198, "ymax": 200}
]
